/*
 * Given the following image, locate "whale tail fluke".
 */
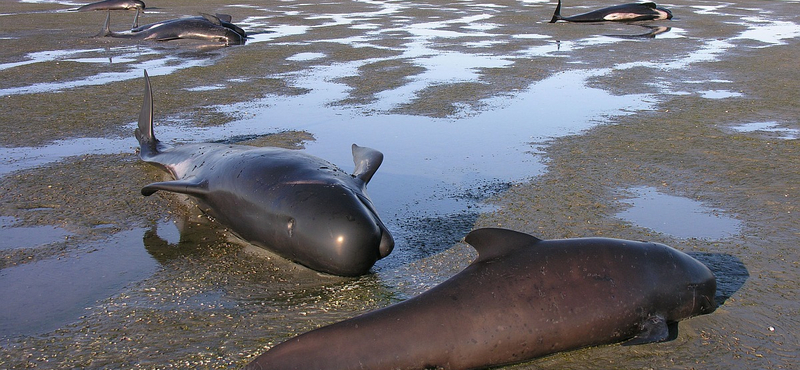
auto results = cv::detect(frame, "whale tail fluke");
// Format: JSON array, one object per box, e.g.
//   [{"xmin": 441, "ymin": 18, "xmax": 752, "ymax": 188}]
[
  {"xmin": 96, "ymin": 11, "xmax": 114, "ymax": 37},
  {"xmin": 549, "ymin": 0, "xmax": 564, "ymax": 23},
  {"xmin": 135, "ymin": 70, "xmax": 162, "ymax": 159},
  {"xmin": 132, "ymin": 8, "xmax": 141, "ymax": 29}
]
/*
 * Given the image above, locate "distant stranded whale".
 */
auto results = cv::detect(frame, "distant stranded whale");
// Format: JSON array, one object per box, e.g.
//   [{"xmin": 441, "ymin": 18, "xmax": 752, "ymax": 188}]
[
  {"xmin": 99, "ymin": 12, "xmax": 246, "ymax": 45},
  {"xmin": 134, "ymin": 71, "xmax": 394, "ymax": 276},
  {"xmin": 77, "ymin": 0, "xmax": 145, "ymax": 29},
  {"xmin": 550, "ymin": 0, "xmax": 672, "ymax": 23},
  {"xmin": 246, "ymin": 228, "xmax": 716, "ymax": 370}
]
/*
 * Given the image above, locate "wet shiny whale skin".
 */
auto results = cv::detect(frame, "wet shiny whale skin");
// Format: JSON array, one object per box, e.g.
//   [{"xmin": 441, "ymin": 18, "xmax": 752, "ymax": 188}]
[
  {"xmin": 100, "ymin": 12, "xmax": 245, "ymax": 45},
  {"xmin": 549, "ymin": 0, "xmax": 672, "ymax": 23},
  {"xmin": 77, "ymin": 0, "xmax": 146, "ymax": 29},
  {"xmin": 135, "ymin": 71, "xmax": 394, "ymax": 276},
  {"xmin": 246, "ymin": 228, "xmax": 716, "ymax": 370}
]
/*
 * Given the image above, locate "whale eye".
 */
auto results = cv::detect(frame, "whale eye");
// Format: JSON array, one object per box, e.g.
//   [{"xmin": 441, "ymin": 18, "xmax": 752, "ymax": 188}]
[{"xmin": 287, "ymin": 218, "xmax": 295, "ymax": 237}]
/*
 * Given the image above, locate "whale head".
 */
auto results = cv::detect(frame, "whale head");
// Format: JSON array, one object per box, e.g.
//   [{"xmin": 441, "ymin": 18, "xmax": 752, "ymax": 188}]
[
  {"xmin": 266, "ymin": 183, "xmax": 394, "ymax": 276},
  {"xmin": 656, "ymin": 7, "xmax": 672, "ymax": 20},
  {"xmin": 654, "ymin": 244, "xmax": 717, "ymax": 319}
]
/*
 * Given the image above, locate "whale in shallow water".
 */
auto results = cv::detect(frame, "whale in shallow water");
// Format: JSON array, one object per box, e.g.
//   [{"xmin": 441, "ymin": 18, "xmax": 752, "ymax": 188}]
[
  {"xmin": 130, "ymin": 13, "xmax": 246, "ymax": 38},
  {"xmin": 134, "ymin": 71, "xmax": 393, "ymax": 276},
  {"xmin": 100, "ymin": 12, "xmax": 245, "ymax": 45},
  {"xmin": 77, "ymin": 0, "xmax": 145, "ymax": 28},
  {"xmin": 549, "ymin": 0, "xmax": 672, "ymax": 23},
  {"xmin": 246, "ymin": 228, "xmax": 716, "ymax": 370}
]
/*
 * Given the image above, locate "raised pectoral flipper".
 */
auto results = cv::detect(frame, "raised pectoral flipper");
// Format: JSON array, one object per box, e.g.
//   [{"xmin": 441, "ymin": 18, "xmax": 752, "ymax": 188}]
[
  {"xmin": 623, "ymin": 315, "xmax": 671, "ymax": 346},
  {"xmin": 141, "ymin": 178, "xmax": 209, "ymax": 197}
]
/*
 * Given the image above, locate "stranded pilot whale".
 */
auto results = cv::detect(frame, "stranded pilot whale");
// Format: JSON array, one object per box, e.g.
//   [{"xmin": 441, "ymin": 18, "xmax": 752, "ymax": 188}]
[
  {"xmin": 135, "ymin": 71, "xmax": 393, "ymax": 276},
  {"xmin": 246, "ymin": 228, "xmax": 716, "ymax": 370},
  {"xmin": 77, "ymin": 0, "xmax": 145, "ymax": 29},
  {"xmin": 549, "ymin": 0, "xmax": 672, "ymax": 23},
  {"xmin": 100, "ymin": 12, "xmax": 245, "ymax": 45}
]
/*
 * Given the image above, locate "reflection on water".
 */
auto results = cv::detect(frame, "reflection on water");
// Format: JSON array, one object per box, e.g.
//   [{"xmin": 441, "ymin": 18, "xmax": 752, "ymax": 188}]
[
  {"xmin": 0, "ymin": 216, "xmax": 72, "ymax": 250},
  {"xmin": 732, "ymin": 17, "xmax": 800, "ymax": 46},
  {"xmin": 0, "ymin": 46, "xmax": 215, "ymax": 95},
  {"xmin": 699, "ymin": 89, "xmax": 743, "ymax": 99},
  {"xmin": 286, "ymin": 52, "xmax": 326, "ymax": 61},
  {"xmin": 0, "ymin": 228, "xmax": 158, "ymax": 337},
  {"xmin": 616, "ymin": 186, "xmax": 742, "ymax": 240},
  {"xmin": 729, "ymin": 122, "xmax": 800, "ymax": 140},
  {"xmin": 0, "ymin": 68, "xmax": 653, "ymax": 219}
]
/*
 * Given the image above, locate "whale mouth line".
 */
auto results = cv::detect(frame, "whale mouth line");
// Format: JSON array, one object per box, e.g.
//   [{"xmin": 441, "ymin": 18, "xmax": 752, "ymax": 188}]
[{"xmin": 354, "ymin": 193, "xmax": 394, "ymax": 259}]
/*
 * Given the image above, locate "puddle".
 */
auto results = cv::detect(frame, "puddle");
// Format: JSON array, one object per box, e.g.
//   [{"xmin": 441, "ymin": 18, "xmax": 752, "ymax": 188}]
[
  {"xmin": 614, "ymin": 18, "xmax": 800, "ymax": 75},
  {"xmin": 287, "ymin": 52, "xmax": 327, "ymax": 61},
  {"xmin": 184, "ymin": 84, "xmax": 227, "ymax": 92},
  {"xmin": 245, "ymin": 24, "xmax": 311, "ymax": 44},
  {"xmin": 0, "ymin": 228, "xmax": 159, "ymax": 337},
  {"xmin": 0, "ymin": 135, "xmax": 134, "ymax": 176},
  {"xmin": 728, "ymin": 122, "xmax": 800, "ymax": 140},
  {"xmin": 0, "ymin": 216, "xmax": 73, "ymax": 250},
  {"xmin": 732, "ymin": 17, "xmax": 800, "ymax": 47},
  {"xmin": 0, "ymin": 67, "xmax": 652, "ymax": 218},
  {"xmin": 700, "ymin": 89, "xmax": 743, "ymax": 99},
  {"xmin": 153, "ymin": 219, "xmax": 182, "ymax": 245},
  {"xmin": 0, "ymin": 47, "xmax": 216, "ymax": 96},
  {"xmin": 616, "ymin": 186, "xmax": 742, "ymax": 240},
  {"xmin": 369, "ymin": 50, "xmax": 514, "ymax": 111},
  {"xmin": 690, "ymin": 4, "xmax": 733, "ymax": 16},
  {"xmin": 211, "ymin": 67, "xmax": 651, "ymax": 226}
]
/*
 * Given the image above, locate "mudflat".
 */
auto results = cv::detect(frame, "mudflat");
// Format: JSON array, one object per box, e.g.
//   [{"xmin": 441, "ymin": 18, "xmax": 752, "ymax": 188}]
[{"xmin": 0, "ymin": 0, "xmax": 797, "ymax": 369}]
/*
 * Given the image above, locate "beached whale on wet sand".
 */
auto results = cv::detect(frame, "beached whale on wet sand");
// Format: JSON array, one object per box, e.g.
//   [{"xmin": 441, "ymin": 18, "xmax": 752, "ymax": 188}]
[
  {"xmin": 99, "ymin": 12, "xmax": 245, "ymax": 45},
  {"xmin": 246, "ymin": 228, "xmax": 716, "ymax": 370},
  {"xmin": 549, "ymin": 0, "xmax": 672, "ymax": 23},
  {"xmin": 76, "ymin": 0, "xmax": 145, "ymax": 29},
  {"xmin": 134, "ymin": 71, "xmax": 394, "ymax": 276}
]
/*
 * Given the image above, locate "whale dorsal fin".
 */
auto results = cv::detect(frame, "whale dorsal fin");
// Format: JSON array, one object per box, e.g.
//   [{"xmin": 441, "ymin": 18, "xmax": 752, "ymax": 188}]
[
  {"xmin": 135, "ymin": 70, "xmax": 163, "ymax": 159},
  {"xmin": 141, "ymin": 178, "xmax": 209, "ymax": 197},
  {"xmin": 200, "ymin": 13, "xmax": 223, "ymax": 25},
  {"xmin": 215, "ymin": 13, "xmax": 233, "ymax": 23},
  {"xmin": 351, "ymin": 144, "xmax": 384, "ymax": 185},
  {"xmin": 465, "ymin": 228, "xmax": 541, "ymax": 263},
  {"xmin": 642, "ymin": 2, "xmax": 658, "ymax": 9}
]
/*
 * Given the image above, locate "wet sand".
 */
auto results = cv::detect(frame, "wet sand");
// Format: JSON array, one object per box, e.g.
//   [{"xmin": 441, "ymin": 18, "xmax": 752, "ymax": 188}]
[{"xmin": 1, "ymin": 0, "xmax": 798, "ymax": 368}]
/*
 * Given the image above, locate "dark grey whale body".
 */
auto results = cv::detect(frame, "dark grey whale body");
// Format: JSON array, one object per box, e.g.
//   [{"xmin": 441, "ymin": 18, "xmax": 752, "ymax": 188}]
[
  {"xmin": 550, "ymin": 0, "xmax": 672, "ymax": 23},
  {"xmin": 131, "ymin": 13, "xmax": 246, "ymax": 39},
  {"xmin": 77, "ymin": 0, "xmax": 145, "ymax": 29},
  {"xmin": 246, "ymin": 228, "xmax": 716, "ymax": 370},
  {"xmin": 100, "ymin": 12, "xmax": 245, "ymax": 45},
  {"xmin": 135, "ymin": 71, "xmax": 393, "ymax": 276}
]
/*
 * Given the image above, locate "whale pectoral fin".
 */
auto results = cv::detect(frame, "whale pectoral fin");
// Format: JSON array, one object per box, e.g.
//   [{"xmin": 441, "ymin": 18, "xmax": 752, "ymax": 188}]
[
  {"xmin": 623, "ymin": 315, "xmax": 670, "ymax": 346},
  {"xmin": 351, "ymin": 144, "xmax": 384, "ymax": 185},
  {"xmin": 641, "ymin": 2, "xmax": 658, "ymax": 9},
  {"xmin": 141, "ymin": 178, "xmax": 209, "ymax": 197},
  {"xmin": 464, "ymin": 228, "xmax": 542, "ymax": 263}
]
